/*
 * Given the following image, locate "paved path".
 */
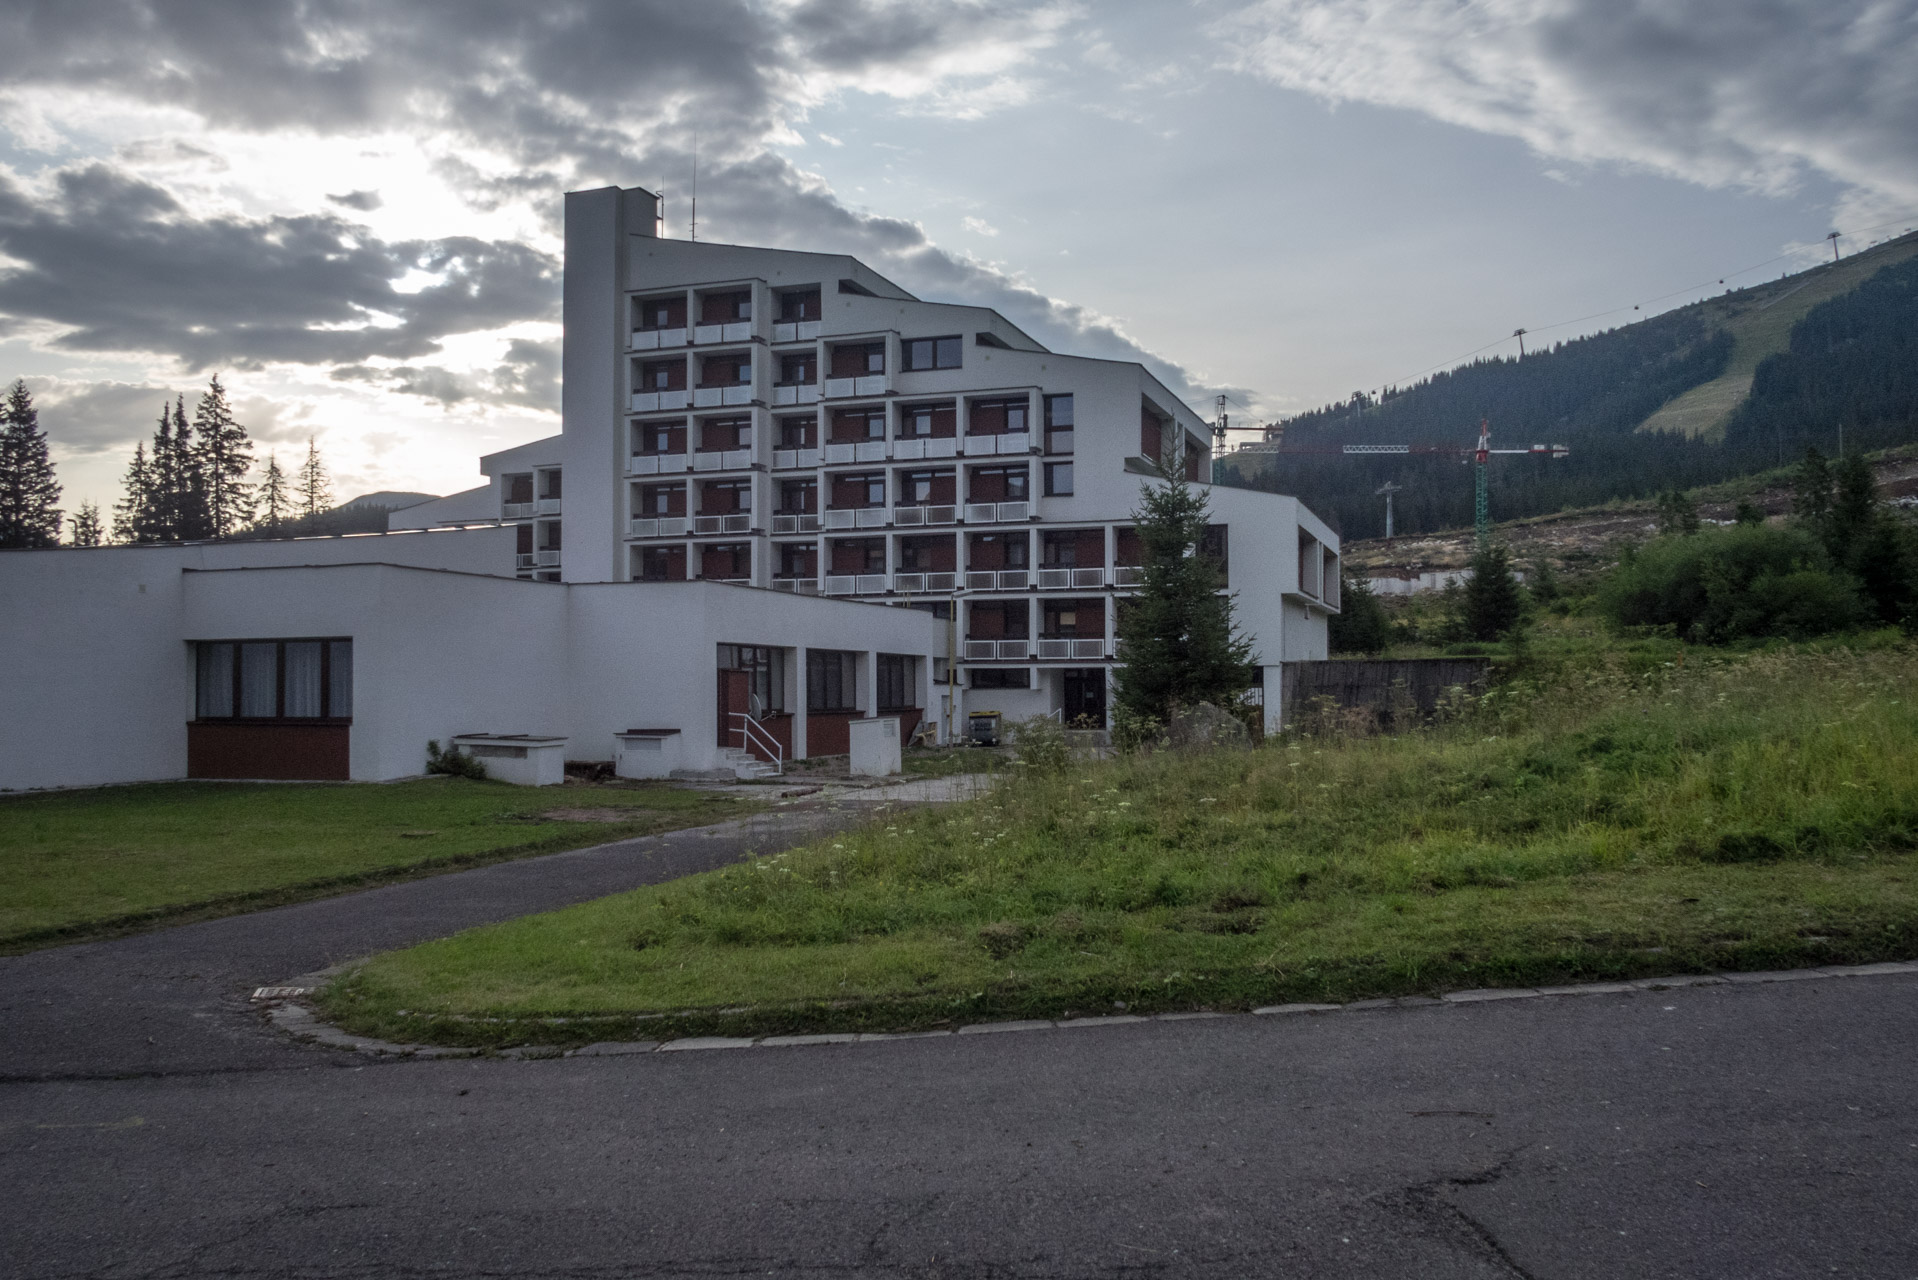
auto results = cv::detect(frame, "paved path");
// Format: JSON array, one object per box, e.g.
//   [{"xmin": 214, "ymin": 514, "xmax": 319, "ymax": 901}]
[{"xmin": 4, "ymin": 793, "xmax": 1917, "ymax": 1277}]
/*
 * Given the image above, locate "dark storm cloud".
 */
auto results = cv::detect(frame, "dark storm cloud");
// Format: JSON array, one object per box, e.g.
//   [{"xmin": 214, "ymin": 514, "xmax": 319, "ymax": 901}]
[
  {"xmin": 0, "ymin": 165, "xmax": 557, "ymax": 370},
  {"xmin": 327, "ymin": 189, "xmax": 383, "ymax": 211},
  {"xmin": 332, "ymin": 337, "xmax": 560, "ymax": 411},
  {"xmin": 28, "ymin": 378, "xmax": 178, "ymax": 453}
]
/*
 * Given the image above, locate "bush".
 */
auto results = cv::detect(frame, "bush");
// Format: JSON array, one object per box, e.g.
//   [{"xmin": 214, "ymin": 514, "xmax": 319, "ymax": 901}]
[
  {"xmin": 1597, "ymin": 525, "xmax": 1867, "ymax": 643},
  {"xmin": 1009, "ymin": 715, "xmax": 1070, "ymax": 775},
  {"xmin": 426, "ymin": 740, "xmax": 489, "ymax": 780},
  {"xmin": 1328, "ymin": 574, "xmax": 1390, "ymax": 654}
]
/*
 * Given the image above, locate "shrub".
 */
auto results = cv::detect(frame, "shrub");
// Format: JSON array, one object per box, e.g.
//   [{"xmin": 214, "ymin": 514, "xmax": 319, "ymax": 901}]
[
  {"xmin": 1009, "ymin": 715, "xmax": 1070, "ymax": 775},
  {"xmin": 1460, "ymin": 542, "xmax": 1526, "ymax": 641},
  {"xmin": 426, "ymin": 740, "xmax": 489, "ymax": 781},
  {"xmin": 1596, "ymin": 524, "xmax": 1867, "ymax": 643},
  {"xmin": 1329, "ymin": 574, "xmax": 1391, "ymax": 654}
]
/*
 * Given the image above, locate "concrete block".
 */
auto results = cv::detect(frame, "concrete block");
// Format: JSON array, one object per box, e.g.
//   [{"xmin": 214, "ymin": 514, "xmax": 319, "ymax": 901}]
[
  {"xmin": 1440, "ymin": 988, "xmax": 1541, "ymax": 1003},
  {"xmin": 1535, "ymin": 982, "xmax": 1636, "ymax": 996},
  {"xmin": 1719, "ymin": 969, "xmax": 1831, "ymax": 983},
  {"xmin": 1153, "ymin": 1011, "xmax": 1227, "ymax": 1021},
  {"xmin": 849, "ymin": 716, "xmax": 902, "ymax": 777},
  {"xmin": 1631, "ymin": 974, "xmax": 1727, "ymax": 990},
  {"xmin": 570, "ymin": 1041, "xmax": 661, "ymax": 1056},
  {"xmin": 1056, "ymin": 1015, "xmax": 1148, "ymax": 1029},
  {"xmin": 759, "ymin": 1033, "xmax": 860, "ymax": 1047},
  {"xmin": 1819, "ymin": 962, "xmax": 1918, "ymax": 977},
  {"xmin": 1252, "ymin": 1003, "xmax": 1341, "ymax": 1015},
  {"xmin": 956, "ymin": 1019, "xmax": 1055, "ymax": 1035},
  {"xmin": 658, "ymin": 1036, "xmax": 756, "ymax": 1051},
  {"xmin": 856, "ymin": 1030, "xmax": 952, "ymax": 1042}
]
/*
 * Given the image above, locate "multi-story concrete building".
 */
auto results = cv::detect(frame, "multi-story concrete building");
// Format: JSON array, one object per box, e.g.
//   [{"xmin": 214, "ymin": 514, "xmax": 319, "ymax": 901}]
[{"xmin": 398, "ymin": 184, "xmax": 1342, "ymax": 735}]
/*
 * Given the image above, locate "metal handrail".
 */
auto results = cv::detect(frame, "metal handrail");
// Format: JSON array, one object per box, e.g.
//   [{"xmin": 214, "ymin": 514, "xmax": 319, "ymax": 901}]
[{"xmin": 730, "ymin": 711, "xmax": 784, "ymax": 775}]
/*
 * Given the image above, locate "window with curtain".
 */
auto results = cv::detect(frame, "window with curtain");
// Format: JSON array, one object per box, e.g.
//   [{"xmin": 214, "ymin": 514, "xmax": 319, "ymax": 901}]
[{"xmin": 194, "ymin": 639, "xmax": 353, "ymax": 721}]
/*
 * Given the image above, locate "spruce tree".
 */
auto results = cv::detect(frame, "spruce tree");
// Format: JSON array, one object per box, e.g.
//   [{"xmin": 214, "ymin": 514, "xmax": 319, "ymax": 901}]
[
  {"xmin": 172, "ymin": 396, "xmax": 211, "ymax": 541},
  {"xmin": 1328, "ymin": 574, "xmax": 1390, "ymax": 654},
  {"xmin": 68, "ymin": 500, "xmax": 103, "ymax": 547},
  {"xmin": 192, "ymin": 374, "xmax": 253, "ymax": 537},
  {"xmin": 1827, "ymin": 451, "xmax": 1877, "ymax": 562},
  {"xmin": 296, "ymin": 437, "xmax": 331, "ymax": 518},
  {"xmin": 1655, "ymin": 488, "xmax": 1700, "ymax": 536},
  {"xmin": 113, "ymin": 441, "xmax": 152, "ymax": 543},
  {"xmin": 1113, "ymin": 467, "xmax": 1254, "ymax": 724},
  {"xmin": 257, "ymin": 452, "xmax": 290, "ymax": 531},
  {"xmin": 0, "ymin": 379, "xmax": 62, "ymax": 548},
  {"xmin": 1461, "ymin": 541, "xmax": 1525, "ymax": 641},
  {"xmin": 1792, "ymin": 447, "xmax": 1834, "ymax": 532}
]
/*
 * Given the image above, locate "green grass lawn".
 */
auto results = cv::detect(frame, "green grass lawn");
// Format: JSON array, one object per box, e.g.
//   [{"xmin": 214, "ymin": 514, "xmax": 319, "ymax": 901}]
[
  {"xmin": 322, "ymin": 642, "xmax": 1918, "ymax": 1048},
  {"xmin": 0, "ymin": 779, "xmax": 753, "ymax": 951}
]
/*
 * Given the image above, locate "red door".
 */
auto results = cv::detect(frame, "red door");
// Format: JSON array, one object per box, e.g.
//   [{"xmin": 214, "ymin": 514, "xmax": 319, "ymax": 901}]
[{"xmin": 717, "ymin": 669, "xmax": 750, "ymax": 749}]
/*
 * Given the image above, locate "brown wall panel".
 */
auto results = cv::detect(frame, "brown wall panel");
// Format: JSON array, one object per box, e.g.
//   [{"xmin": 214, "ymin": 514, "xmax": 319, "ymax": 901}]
[{"xmin": 188, "ymin": 723, "xmax": 350, "ymax": 781}]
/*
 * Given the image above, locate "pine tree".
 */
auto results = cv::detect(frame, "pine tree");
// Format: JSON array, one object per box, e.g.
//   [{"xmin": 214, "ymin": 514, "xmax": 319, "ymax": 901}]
[
  {"xmin": 296, "ymin": 437, "xmax": 331, "ymax": 518},
  {"xmin": 257, "ymin": 452, "xmax": 290, "ymax": 531},
  {"xmin": 171, "ymin": 396, "xmax": 211, "ymax": 541},
  {"xmin": 0, "ymin": 378, "xmax": 63, "ymax": 548},
  {"xmin": 1328, "ymin": 574, "xmax": 1390, "ymax": 654},
  {"xmin": 1792, "ymin": 447, "xmax": 1834, "ymax": 532},
  {"xmin": 1827, "ymin": 451, "xmax": 1877, "ymax": 562},
  {"xmin": 1113, "ymin": 467, "xmax": 1254, "ymax": 725},
  {"xmin": 192, "ymin": 374, "xmax": 253, "ymax": 537},
  {"xmin": 68, "ymin": 500, "xmax": 103, "ymax": 546},
  {"xmin": 113, "ymin": 441, "xmax": 152, "ymax": 543},
  {"xmin": 1655, "ymin": 488, "xmax": 1700, "ymax": 536},
  {"xmin": 1461, "ymin": 541, "xmax": 1525, "ymax": 642}
]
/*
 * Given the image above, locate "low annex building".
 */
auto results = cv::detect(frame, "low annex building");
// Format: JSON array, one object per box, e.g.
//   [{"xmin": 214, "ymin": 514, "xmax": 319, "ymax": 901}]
[{"xmin": 0, "ymin": 185, "xmax": 1337, "ymax": 790}]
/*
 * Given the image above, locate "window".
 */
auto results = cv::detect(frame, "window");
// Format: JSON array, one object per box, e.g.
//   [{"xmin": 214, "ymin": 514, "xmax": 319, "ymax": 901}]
[
  {"xmin": 968, "ymin": 397, "xmax": 1029, "ymax": 436},
  {"xmin": 638, "ymin": 421, "xmax": 682, "ymax": 455},
  {"xmin": 1045, "ymin": 395, "xmax": 1073, "ymax": 454},
  {"xmin": 639, "ymin": 546, "xmax": 683, "ymax": 581},
  {"xmin": 831, "ymin": 408, "xmax": 886, "ymax": 441},
  {"xmin": 702, "ymin": 417, "xmax": 750, "ymax": 450},
  {"xmin": 539, "ymin": 470, "xmax": 562, "ymax": 500},
  {"xmin": 830, "ymin": 342, "xmax": 886, "ymax": 378},
  {"xmin": 876, "ymin": 654, "xmax": 916, "ymax": 710},
  {"xmin": 1044, "ymin": 462, "xmax": 1074, "ymax": 496},
  {"xmin": 832, "ymin": 473, "xmax": 886, "ymax": 508},
  {"xmin": 642, "ymin": 483, "xmax": 684, "ymax": 516},
  {"xmin": 718, "ymin": 644, "xmax": 785, "ymax": 714},
  {"xmin": 778, "ymin": 352, "xmax": 814, "ymax": 385},
  {"xmin": 778, "ymin": 289, "xmax": 821, "ymax": 321},
  {"xmin": 636, "ymin": 295, "xmax": 685, "ymax": 330},
  {"xmin": 778, "ymin": 479, "xmax": 816, "ymax": 513},
  {"xmin": 778, "ymin": 416, "xmax": 816, "ymax": 449},
  {"xmin": 971, "ymin": 465, "xmax": 1029, "ymax": 502},
  {"xmin": 899, "ymin": 402, "xmax": 956, "ymax": 438},
  {"xmin": 703, "ymin": 480, "xmax": 751, "ymax": 515},
  {"xmin": 505, "ymin": 473, "xmax": 533, "ymax": 504},
  {"xmin": 901, "ymin": 336, "xmax": 962, "ymax": 371},
  {"xmin": 641, "ymin": 359, "xmax": 682, "ymax": 391},
  {"xmin": 970, "ymin": 668, "xmax": 1029, "ymax": 689},
  {"xmin": 777, "ymin": 543, "xmax": 815, "ymax": 577},
  {"xmin": 899, "ymin": 469, "xmax": 951, "ymax": 505},
  {"xmin": 808, "ymin": 650, "xmax": 859, "ymax": 712},
  {"xmin": 195, "ymin": 639, "xmax": 352, "ymax": 722}
]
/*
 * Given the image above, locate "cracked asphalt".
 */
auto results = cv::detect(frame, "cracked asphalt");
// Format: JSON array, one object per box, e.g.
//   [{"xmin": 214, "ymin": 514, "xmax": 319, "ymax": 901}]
[{"xmin": 4, "ymin": 806, "xmax": 1918, "ymax": 1277}]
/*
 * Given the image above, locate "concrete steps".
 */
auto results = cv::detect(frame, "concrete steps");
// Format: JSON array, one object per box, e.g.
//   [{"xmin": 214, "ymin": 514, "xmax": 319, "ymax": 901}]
[{"xmin": 718, "ymin": 747, "xmax": 780, "ymax": 780}]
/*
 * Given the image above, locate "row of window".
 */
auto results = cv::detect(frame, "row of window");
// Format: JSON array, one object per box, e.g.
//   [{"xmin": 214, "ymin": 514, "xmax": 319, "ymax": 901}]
[
  {"xmin": 635, "ymin": 462, "xmax": 1072, "ymax": 515},
  {"xmin": 720, "ymin": 645, "xmax": 918, "ymax": 715},
  {"xmin": 196, "ymin": 640, "xmax": 354, "ymax": 722}
]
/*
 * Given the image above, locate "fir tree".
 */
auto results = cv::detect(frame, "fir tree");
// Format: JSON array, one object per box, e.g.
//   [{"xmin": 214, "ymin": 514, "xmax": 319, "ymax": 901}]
[
  {"xmin": 296, "ymin": 437, "xmax": 331, "ymax": 518},
  {"xmin": 1113, "ymin": 466, "xmax": 1255, "ymax": 724},
  {"xmin": 68, "ymin": 500, "xmax": 103, "ymax": 546},
  {"xmin": 1792, "ymin": 447, "xmax": 1834, "ymax": 532},
  {"xmin": 1827, "ymin": 451, "xmax": 1878, "ymax": 562},
  {"xmin": 192, "ymin": 374, "xmax": 253, "ymax": 537},
  {"xmin": 113, "ymin": 441, "xmax": 152, "ymax": 543},
  {"xmin": 1461, "ymin": 541, "xmax": 1526, "ymax": 642},
  {"xmin": 1328, "ymin": 574, "xmax": 1390, "ymax": 654},
  {"xmin": 1655, "ymin": 488, "xmax": 1700, "ymax": 536},
  {"xmin": 1734, "ymin": 499, "xmax": 1767, "ymax": 526},
  {"xmin": 257, "ymin": 452, "xmax": 290, "ymax": 530},
  {"xmin": 0, "ymin": 379, "xmax": 62, "ymax": 548}
]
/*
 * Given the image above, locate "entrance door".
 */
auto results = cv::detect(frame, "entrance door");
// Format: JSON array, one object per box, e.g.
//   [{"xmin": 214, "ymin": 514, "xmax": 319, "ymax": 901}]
[
  {"xmin": 717, "ymin": 668, "xmax": 750, "ymax": 748},
  {"xmin": 1062, "ymin": 668, "xmax": 1106, "ymax": 727}
]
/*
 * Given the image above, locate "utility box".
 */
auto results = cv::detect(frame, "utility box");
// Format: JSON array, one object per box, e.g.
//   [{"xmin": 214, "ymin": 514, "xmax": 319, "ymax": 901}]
[
  {"xmin": 967, "ymin": 711, "xmax": 1001, "ymax": 747},
  {"xmin": 849, "ymin": 716, "xmax": 902, "ymax": 777},
  {"xmin": 613, "ymin": 729, "xmax": 684, "ymax": 780},
  {"xmin": 450, "ymin": 734, "xmax": 568, "ymax": 786}
]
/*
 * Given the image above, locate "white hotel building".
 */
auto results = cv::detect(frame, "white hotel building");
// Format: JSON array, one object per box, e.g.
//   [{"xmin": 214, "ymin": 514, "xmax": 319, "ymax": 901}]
[{"xmin": 0, "ymin": 185, "xmax": 1338, "ymax": 790}]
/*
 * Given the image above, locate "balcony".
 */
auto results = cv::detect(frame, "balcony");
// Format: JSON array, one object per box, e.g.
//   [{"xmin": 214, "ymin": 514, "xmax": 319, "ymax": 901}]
[
  {"xmin": 693, "ymin": 383, "xmax": 754, "ymax": 408},
  {"xmin": 1113, "ymin": 566, "xmax": 1145, "ymax": 586},
  {"xmin": 692, "ymin": 514, "xmax": 754, "ymax": 535},
  {"xmin": 771, "ymin": 320, "xmax": 821, "ymax": 343},
  {"xmin": 693, "ymin": 448, "xmax": 754, "ymax": 472},
  {"xmin": 630, "ymin": 390, "xmax": 690, "ymax": 412},
  {"xmin": 692, "ymin": 322, "xmax": 755, "ymax": 344},
  {"xmin": 535, "ymin": 497, "xmax": 561, "ymax": 515},
  {"xmin": 963, "ymin": 432, "xmax": 1032, "ymax": 457},
  {"xmin": 892, "ymin": 437, "xmax": 958, "ymax": 461},
  {"xmin": 628, "ymin": 453, "xmax": 690, "ymax": 476},
  {"xmin": 822, "ymin": 507, "xmax": 889, "ymax": 530},
  {"xmin": 771, "ymin": 383, "xmax": 820, "ymax": 406},
  {"xmin": 963, "ymin": 501, "xmax": 1030, "ymax": 524},
  {"xmin": 502, "ymin": 501, "xmax": 535, "ymax": 519},
  {"xmin": 822, "ymin": 573, "xmax": 891, "ymax": 595},
  {"xmin": 963, "ymin": 639, "xmax": 1031, "ymax": 661},
  {"xmin": 629, "ymin": 516, "xmax": 690, "ymax": 538},
  {"xmin": 963, "ymin": 569, "xmax": 1030, "ymax": 591},
  {"xmin": 515, "ymin": 552, "xmax": 535, "ymax": 568},
  {"xmin": 1036, "ymin": 638, "xmax": 1109, "ymax": 660},
  {"xmin": 630, "ymin": 327, "xmax": 687, "ymax": 350},
  {"xmin": 821, "ymin": 441, "xmax": 888, "ymax": 464},
  {"xmin": 771, "ymin": 577, "xmax": 820, "ymax": 594},
  {"xmin": 891, "ymin": 504, "xmax": 958, "ymax": 526},
  {"xmin": 824, "ymin": 375, "xmax": 888, "ymax": 398},
  {"xmin": 892, "ymin": 571, "xmax": 958, "ymax": 593},
  {"xmin": 771, "ymin": 513, "xmax": 823, "ymax": 534},
  {"xmin": 534, "ymin": 550, "xmax": 561, "ymax": 567},
  {"xmin": 1036, "ymin": 567, "xmax": 1107, "ymax": 590}
]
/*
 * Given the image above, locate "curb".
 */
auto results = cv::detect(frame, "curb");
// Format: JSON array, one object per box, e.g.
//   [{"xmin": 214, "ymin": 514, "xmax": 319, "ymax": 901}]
[{"xmin": 253, "ymin": 960, "xmax": 1918, "ymax": 1061}]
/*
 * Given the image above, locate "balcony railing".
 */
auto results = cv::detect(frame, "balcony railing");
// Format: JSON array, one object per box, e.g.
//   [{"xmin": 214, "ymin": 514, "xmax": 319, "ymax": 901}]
[
  {"xmin": 771, "ymin": 320, "xmax": 821, "ymax": 343},
  {"xmin": 824, "ymin": 375, "xmax": 888, "ymax": 398},
  {"xmin": 771, "ymin": 577, "xmax": 820, "ymax": 595},
  {"xmin": 963, "ymin": 569, "xmax": 1029, "ymax": 591},
  {"xmin": 692, "ymin": 513, "xmax": 754, "ymax": 535},
  {"xmin": 822, "ymin": 506, "xmax": 889, "ymax": 529},
  {"xmin": 628, "ymin": 453, "xmax": 690, "ymax": 475},
  {"xmin": 771, "ymin": 384, "xmax": 820, "ymax": 406},
  {"xmin": 515, "ymin": 552, "xmax": 535, "ymax": 568},
  {"xmin": 892, "ymin": 437, "xmax": 959, "ymax": 461},
  {"xmin": 629, "ymin": 516, "xmax": 689, "ymax": 538},
  {"xmin": 630, "ymin": 327, "xmax": 687, "ymax": 350},
  {"xmin": 693, "ymin": 383, "xmax": 754, "ymax": 408},
  {"xmin": 892, "ymin": 571, "xmax": 958, "ymax": 593},
  {"xmin": 1035, "ymin": 567, "xmax": 1107, "ymax": 590},
  {"xmin": 963, "ymin": 501, "xmax": 1030, "ymax": 524},
  {"xmin": 630, "ymin": 390, "xmax": 690, "ymax": 412},
  {"xmin": 963, "ymin": 432, "xmax": 1032, "ymax": 457},
  {"xmin": 535, "ymin": 497, "xmax": 561, "ymax": 515},
  {"xmin": 693, "ymin": 448, "xmax": 754, "ymax": 471},
  {"xmin": 823, "ymin": 573, "xmax": 891, "ymax": 596},
  {"xmin": 1113, "ymin": 565, "xmax": 1144, "ymax": 586},
  {"xmin": 502, "ymin": 501, "xmax": 534, "ymax": 519},
  {"xmin": 963, "ymin": 639, "xmax": 1030, "ymax": 660},
  {"xmin": 772, "ymin": 448, "xmax": 822, "ymax": 469},
  {"xmin": 1036, "ymin": 638, "xmax": 1108, "ymax": 660},
  {"xmin": 534, "ymin": 550, "xmax": 561, "ymax": 567},
  {"xmin": 692, "ymin": 321, "xmax": 754, "ymax": 344},
  {"xmin": 891, "ymin": 504, "xmax": 957, "ymax": 526},
  {"xmin": 771, "ymin": 513, "xmax": 822, "ymax": 534}
]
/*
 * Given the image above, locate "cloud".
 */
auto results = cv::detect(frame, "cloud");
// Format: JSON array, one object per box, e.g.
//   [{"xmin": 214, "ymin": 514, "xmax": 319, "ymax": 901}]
[
  {"xmin": 327, "ymin": 189, "xmax": 382, "ymax": 211},
  {"xmin": 962, "ymin": 216, "xmax": 1000, "ymax": 236},
  {"xmin": 0, "ymin": 163, "xmax": 557, "ymax": 370},
  {"xmin": 26, "ymin": 377, "xmax": 179, "ymax": 454},
  {"xmin": 332, "ymin": 336, "xmax": 559, "ymax": 411},
  {"xmin": 1219, "ymin": 0, "xmax": 1918, "ymax": 214}
]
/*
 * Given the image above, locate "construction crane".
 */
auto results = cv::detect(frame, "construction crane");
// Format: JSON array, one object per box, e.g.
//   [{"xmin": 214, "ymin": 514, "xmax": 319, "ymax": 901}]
[{"xmin": 1233, "ymin": 418, "xmax": 1569, "ymax": 546}]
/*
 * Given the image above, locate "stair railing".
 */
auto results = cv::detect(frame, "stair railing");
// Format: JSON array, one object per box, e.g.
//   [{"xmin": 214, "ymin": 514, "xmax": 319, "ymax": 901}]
[{"xmin": 729, "ymin": 712, "xmax": 784, "ymax": 776}]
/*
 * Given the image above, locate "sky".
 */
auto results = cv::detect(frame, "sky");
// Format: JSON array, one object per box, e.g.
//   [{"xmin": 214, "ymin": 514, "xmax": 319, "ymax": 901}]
[{"xmin": 1, "ymin": 0, "xmax": 1914, "ymax": 516}]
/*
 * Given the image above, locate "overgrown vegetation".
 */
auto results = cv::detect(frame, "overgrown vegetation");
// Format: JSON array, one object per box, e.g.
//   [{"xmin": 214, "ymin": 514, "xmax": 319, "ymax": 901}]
[
  {"xmin": 321, "ymin": 639, "xmax": 1918, "ymax": 1047},
  {"xmin": 0, "ymin": 779, "xmax": 752, "ymax": 952}
]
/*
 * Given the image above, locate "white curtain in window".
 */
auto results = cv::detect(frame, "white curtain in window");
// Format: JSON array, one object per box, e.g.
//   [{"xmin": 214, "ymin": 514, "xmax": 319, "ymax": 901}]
[
  {"xmin": 283, "ymin": 642, "xmax": 323, "ymax": 717},
  {"xmin": 328, "ymin": 640, "xmax": 353, "ymax": 719},
  {"xmin": 240, "ymin": 643, "xmax": 278, "ymax": 717},
  {"xmin": 196, "ymin": 643, "xmax": 234, "ymax": 718}
]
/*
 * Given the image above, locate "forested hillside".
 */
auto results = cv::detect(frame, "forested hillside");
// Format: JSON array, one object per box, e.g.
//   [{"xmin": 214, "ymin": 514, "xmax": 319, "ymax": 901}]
[{"xmin": 1219, "ymin": 234, "xmax": 1918, "ymax": 539}]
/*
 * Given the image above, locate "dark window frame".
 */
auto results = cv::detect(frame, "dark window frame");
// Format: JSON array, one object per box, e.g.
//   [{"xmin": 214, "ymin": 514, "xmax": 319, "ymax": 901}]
[
  {"xmin": 195, "ymin": 638, "xmax": 353, "ymax": 724},
  {"xmin": 807, "ymin": 649, "xmax": 860, "ymax": 713},
  {"xmin": 901, "ymin": 335, "xmax": 963, "ymax": 372},
  {"xmin": 1044, "ymin": 461, "xmax": 1074, "ymax": 496},
  {"xmin": 876, "ymin": 654, "xmax": 916, "ymax": 711}
]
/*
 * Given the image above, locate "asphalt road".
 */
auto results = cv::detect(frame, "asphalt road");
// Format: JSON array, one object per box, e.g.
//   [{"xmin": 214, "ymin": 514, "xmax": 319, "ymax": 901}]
[{"xmin": 4, "ymin": 806, "xmax": 1917, "ymax": 1277}]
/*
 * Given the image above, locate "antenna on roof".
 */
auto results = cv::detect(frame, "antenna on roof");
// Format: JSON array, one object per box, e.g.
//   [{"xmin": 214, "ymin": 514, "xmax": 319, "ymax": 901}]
[{"xmin": 690, "ymin": 133, "xmax": 699, "ymax": 243}]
